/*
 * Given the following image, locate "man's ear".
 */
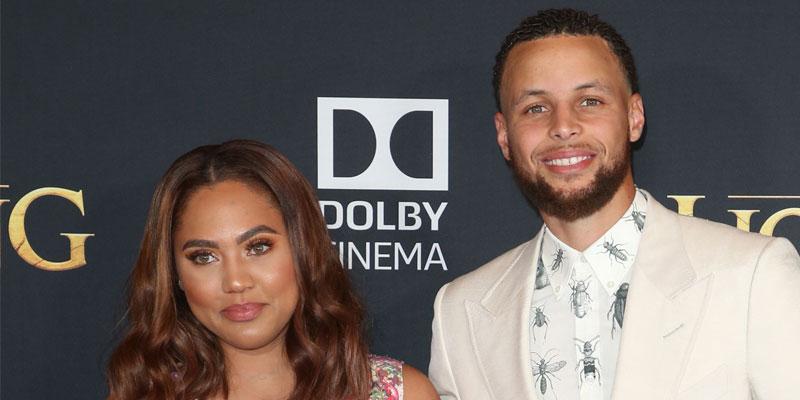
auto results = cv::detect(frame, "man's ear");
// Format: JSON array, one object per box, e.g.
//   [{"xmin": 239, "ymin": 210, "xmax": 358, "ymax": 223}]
[
  {"xmin": 495, "ymin": 112, "xmax": 512, "ymax": 160},
  {"xmin": 628, "ymin": 93, "xmax": 645, "ymax": 143}
]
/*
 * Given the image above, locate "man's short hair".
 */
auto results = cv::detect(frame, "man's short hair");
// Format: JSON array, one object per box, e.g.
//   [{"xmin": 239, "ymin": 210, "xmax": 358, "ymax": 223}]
[{"xmin": 492, "ymin": 8, "xmax": 639, "ymax": 112}]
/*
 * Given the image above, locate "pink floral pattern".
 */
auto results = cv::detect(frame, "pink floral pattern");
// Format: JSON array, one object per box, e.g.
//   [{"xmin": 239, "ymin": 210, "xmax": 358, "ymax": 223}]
[{"xmin": 369, "ymin": 354, "xmax": 404, "ymax": 400}]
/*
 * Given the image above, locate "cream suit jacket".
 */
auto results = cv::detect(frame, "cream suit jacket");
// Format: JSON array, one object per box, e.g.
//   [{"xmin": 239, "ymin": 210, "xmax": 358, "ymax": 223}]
[{"xmin": 429, "ymin": 198, "xmax": 800, "ymax": 400}]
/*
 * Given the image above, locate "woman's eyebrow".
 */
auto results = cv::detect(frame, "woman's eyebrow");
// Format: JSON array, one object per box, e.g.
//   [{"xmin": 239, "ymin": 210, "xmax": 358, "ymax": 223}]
[
  {"xmin": 236, "ymin": 225, "xmax": 278, "ymax": 244},
  {"xmin": 182, "ymin": 239, "xmax": 218, "ymax": 250}
]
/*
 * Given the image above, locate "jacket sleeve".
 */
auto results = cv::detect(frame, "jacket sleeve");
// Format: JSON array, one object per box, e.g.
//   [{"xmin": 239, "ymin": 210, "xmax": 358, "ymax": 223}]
[
  {"xmin": 746, "ymin": 237, "xmax": 800, "ymax": 399},
  {"xmin": 429, "ymin": 283, "xmax": 460, "ymax": 400}
]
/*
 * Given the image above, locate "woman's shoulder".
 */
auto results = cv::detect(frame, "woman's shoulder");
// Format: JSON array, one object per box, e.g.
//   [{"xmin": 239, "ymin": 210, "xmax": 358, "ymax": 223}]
[{"xmin": 368, "ymin": 354, "xmax": 439, "ymax": 400}]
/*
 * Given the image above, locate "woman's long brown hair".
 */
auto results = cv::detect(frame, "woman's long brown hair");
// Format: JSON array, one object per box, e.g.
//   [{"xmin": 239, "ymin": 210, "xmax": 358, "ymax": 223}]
[{"xmin": 106, "ymin": 140, "xmax": 370, "ymax": 399}]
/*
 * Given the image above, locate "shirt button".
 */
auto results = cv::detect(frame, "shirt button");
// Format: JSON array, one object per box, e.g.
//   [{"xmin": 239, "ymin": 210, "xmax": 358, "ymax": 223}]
[{"xmin": 607, "ymin": 281, "xmax": 615, "ymax": 289}]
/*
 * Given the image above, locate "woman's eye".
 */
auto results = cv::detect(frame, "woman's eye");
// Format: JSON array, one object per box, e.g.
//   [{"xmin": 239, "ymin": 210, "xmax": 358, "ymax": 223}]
[
  {"xmin": 247, "ymin": 241, "xmax": 271, "ymax": 256},
  {"xmin": 190, "ymin": 251, "xmax": 217, "ymax": 265},
  {"xmin": 581, "ymin": 98, "xmax": 601, "ymax": 106}
]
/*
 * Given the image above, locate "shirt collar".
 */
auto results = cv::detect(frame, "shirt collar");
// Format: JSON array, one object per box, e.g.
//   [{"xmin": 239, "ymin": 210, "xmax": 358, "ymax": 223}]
[{"xmin": 538, "ymin": 189, "xmax": 649, "ymax": 299}]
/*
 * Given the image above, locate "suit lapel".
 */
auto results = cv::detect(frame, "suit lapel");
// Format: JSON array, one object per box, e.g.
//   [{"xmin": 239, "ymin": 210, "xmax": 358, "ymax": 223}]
[
  {"xmin": 465, "ymin": 231, "xmax": 543, "ymax": 400},
  {"xmin": 612, "ymin": 198, "xmax": 713, "ymax": 399}
]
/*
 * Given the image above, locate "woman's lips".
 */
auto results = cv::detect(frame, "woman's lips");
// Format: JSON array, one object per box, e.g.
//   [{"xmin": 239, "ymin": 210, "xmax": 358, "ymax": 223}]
[{"xmin": 221, "ymin": 303, "xmax": 265, "ymax": 322}]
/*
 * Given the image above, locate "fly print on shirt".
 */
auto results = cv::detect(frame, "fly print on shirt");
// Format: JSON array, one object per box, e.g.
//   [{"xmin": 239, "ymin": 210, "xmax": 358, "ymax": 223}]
[{"xmin": 531, "ymin": 349, "xmax": 567, "ymax": 398}]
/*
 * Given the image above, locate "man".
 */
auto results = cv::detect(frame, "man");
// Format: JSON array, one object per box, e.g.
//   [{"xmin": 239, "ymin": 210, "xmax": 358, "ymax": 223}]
[{"xmin": 429, "ymin": 8, "xmax": 800, "ymax": 400}]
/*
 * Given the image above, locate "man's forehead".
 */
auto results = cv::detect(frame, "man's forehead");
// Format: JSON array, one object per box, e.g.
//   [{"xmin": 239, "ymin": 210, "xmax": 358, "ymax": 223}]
[
  {"xmin": 502, "ymin": 34, "xmax": 629, "ymax": 94},
  {"xmin": 508, "ymin": 34, "xmax": 617, "ymax": 63}
]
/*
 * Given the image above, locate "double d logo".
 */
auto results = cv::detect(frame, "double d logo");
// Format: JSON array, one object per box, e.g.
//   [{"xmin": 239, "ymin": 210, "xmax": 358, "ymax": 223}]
[{"xmin": 317, "ymin": 97, "xmax": 448, "ymax": 191}]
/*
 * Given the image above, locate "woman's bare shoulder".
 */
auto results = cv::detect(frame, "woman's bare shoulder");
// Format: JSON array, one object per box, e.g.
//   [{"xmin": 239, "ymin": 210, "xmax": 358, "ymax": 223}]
[{"xmin": 402, "ymin": 363, "xmax": 440, "ymax": 400}]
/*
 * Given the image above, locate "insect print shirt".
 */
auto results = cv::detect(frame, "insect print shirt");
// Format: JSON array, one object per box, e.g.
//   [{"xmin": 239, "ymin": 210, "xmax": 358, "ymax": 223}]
[{"xmin": 528, "ymin": 189, "xmax": 647, "ymax": 400}]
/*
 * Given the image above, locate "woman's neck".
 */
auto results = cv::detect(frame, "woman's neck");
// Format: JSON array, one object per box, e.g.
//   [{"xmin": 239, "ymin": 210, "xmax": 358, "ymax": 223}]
[{"xmin": 219, "ymin": 339, "xmax": 295, "ymax": 400}]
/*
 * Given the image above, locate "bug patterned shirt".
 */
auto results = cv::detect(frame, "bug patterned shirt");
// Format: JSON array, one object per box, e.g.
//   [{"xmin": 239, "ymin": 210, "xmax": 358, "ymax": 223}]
[{"xmin": 528, "ymin": 189, "xmax": 647, "ymax": 400}]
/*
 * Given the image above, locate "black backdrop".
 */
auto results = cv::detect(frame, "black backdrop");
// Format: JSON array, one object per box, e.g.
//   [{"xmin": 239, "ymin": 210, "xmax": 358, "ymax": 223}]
[{"xmin": 2, "ymin": 1, "xmax": 799, "ymax": 398}]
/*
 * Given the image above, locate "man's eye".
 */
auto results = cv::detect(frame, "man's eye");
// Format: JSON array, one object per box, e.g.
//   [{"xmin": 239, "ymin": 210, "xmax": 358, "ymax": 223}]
[
  {"xmin": 581, "ymin": 98, "xmax": 601, "ymax": 106},
  {"xmin": 190, "ymin": 251, "xmax": 217, "ymax": 265},
  {"xmin": 526, "ymin": 104, "xmax": 547, "ymax": 114},
  {"xmin": 246, "ymin": 241, "xmax": 272, "ymax": 256}
]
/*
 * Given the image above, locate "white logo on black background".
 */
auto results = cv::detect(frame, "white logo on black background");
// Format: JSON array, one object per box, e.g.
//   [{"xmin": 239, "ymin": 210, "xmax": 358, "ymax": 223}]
[{"xmin": 317, "ymin": 97, "xmax": 448, "ymax": 191}]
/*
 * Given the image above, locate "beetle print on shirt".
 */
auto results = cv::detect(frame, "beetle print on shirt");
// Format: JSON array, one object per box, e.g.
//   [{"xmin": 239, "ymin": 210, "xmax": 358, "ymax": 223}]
[
  {"xmin": 625, "ymin": 203, "xmax": 646, "ymax": 233},
  {"xmin": 608, "ymin": 282, "xmax": 629, "ymax": 339},
  {"xmin": 531, "ymin": 301, "xmax": 550, "ymax": 342},
  {"xmin": 569, "ymin": 276, "xmax": 593, "ymax": 319},
  {"xmin": 575, "ymin": 336, "xmax": 602, "ymax": 387},
  {"xmin": 550, "ymin": 248, "xmax": 566, "ymax": 272},
  {"xmin": 598, "ymin": 236, "xmax": 633, "ymax": 267}
]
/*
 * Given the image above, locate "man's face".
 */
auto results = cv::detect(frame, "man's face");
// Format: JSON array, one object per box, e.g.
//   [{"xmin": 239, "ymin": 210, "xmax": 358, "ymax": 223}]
[{"xmin": 494, "ymin": 34, "xmax": 644, "ymax": 221}]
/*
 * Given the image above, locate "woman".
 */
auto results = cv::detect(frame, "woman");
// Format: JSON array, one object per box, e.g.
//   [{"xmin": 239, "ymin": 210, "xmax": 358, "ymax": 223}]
[{"xmin": 107, "ymin": 139, "xmax": 439, "ymax": 400}]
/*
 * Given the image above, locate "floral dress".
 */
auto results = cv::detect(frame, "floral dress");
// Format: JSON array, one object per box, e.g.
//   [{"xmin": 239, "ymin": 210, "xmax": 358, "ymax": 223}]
[{"xmin": 368, "ymin": 354, "xmax": 404, "ymax": 400}]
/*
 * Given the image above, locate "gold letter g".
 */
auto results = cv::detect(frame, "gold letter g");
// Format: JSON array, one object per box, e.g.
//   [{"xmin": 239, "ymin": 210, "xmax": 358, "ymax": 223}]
[{"xmin": 8, "ymin": 187, "xmax": 94, "ymax": 271}]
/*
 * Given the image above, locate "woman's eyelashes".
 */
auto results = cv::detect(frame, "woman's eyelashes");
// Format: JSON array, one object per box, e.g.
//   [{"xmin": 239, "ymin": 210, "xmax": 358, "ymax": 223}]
[
  {"xmin": 245, "ymin": 238, "xmax": 273, "ymax": 256},
  {"xmin": 188, "ymin": 250, "xmax": 218, "ymax": 265}
]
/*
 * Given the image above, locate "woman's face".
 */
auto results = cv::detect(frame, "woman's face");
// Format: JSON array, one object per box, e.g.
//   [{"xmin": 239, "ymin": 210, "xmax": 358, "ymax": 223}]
[{"xmin": 173, "ymin": 180, "xmax": 299, "ymax": 354}]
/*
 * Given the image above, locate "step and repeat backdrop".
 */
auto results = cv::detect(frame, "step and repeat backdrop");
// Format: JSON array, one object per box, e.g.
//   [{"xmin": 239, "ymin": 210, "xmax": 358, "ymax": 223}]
[{"xmin": 2, "ymin": 1, "xmax": 798, "ymax": 398}]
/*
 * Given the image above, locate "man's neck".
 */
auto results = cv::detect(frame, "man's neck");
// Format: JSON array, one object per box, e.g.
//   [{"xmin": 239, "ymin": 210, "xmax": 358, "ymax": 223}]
[{"xmin": 540, "ymin": 178, "xmax": 636, "ymax": 252}]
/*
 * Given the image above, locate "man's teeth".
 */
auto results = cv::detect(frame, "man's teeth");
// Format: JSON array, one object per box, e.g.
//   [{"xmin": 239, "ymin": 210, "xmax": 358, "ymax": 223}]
[{"xmin": 544, "ymin": 156, "xmax": 591, "ymax": 166}]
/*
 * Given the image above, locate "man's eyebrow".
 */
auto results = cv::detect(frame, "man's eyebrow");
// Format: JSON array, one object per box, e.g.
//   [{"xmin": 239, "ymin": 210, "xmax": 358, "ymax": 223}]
[
  {"xmin": 575, "ymin": 81, "xmax": 613, "ymax": 93},
  {"xmin": 236, "ymin": 225, "xmax": 278, "ymax": 244},
  {"xmin": 182, "ymin": 239, "xmax": 219, "ymax": 251},
  {"xmin": 513, "ymin": 89, "xmax": 548, "ymax": 106}
]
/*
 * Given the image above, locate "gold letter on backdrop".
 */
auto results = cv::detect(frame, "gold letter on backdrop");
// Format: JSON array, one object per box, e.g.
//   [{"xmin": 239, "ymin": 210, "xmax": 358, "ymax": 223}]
[
  {"xmin": 760, "ymin": 208, "xmax": 800, "ymax": 236},
  {"xmin": 727, "ymin": 209, "xmax": 760, "ymax": 232},
  {"xmin": 667, "ymin": 195, "xmax": 706, "ymax": 217},
  {"xmin": 8, "ymin": 187, "xmax": 94, "ymax": 271}
]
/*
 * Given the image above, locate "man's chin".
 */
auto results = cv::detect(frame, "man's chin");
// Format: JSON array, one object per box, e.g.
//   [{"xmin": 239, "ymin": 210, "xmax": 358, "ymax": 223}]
[
  {"xmin": 549, "ymin": 192, "xmax": 593, "ymax": 209},
  {"xmin": 513, "ymin": 166, "xmax": 628, "ymax": 222},
  {"xmin": 532, "ymin": 185, "xmax": 608, "ymax": 222},
  {"xmin": 544, "ymin": 179, "xmax": 595, "ymax": 197}
]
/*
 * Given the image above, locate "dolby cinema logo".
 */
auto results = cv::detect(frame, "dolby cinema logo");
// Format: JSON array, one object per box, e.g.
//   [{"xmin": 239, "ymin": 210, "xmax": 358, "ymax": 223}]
[
  {"xmin": 317, "ymin": 97, "xmax": 448, "ymax": 191},
  {"xmin": 316, "ymin": 97, "xmax": 450, "ymax": 272}
]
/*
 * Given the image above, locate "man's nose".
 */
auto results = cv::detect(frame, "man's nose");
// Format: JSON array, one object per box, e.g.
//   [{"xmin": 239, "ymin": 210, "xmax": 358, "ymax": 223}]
[{"xmin": 549, "ymin": 106, "xmax": 580, "ymax": 140}]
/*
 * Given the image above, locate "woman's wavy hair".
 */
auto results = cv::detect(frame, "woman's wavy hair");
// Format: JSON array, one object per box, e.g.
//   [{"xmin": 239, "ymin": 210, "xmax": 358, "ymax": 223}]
[{"xmin": 107, "ymin": 139, "xmax": 370, "ymax": 400}]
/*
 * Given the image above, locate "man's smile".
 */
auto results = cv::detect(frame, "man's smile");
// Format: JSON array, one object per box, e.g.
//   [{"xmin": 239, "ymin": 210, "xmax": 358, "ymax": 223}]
[{"xmin": 539, "ymin": 149, "xmax": 597, "ymax": 173}]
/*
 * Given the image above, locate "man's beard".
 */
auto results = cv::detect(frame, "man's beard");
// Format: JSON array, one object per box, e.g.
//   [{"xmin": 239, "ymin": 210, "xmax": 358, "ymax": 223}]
[{"xmin": 510, "ymin": 144, "xmax": 631, "ymax": 222}]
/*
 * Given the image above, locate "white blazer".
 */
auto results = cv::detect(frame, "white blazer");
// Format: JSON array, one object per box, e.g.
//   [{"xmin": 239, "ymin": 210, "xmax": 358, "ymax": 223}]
[{"xmin": 429, "ymin": 197, "xmax": 800, "ymax": 400}]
